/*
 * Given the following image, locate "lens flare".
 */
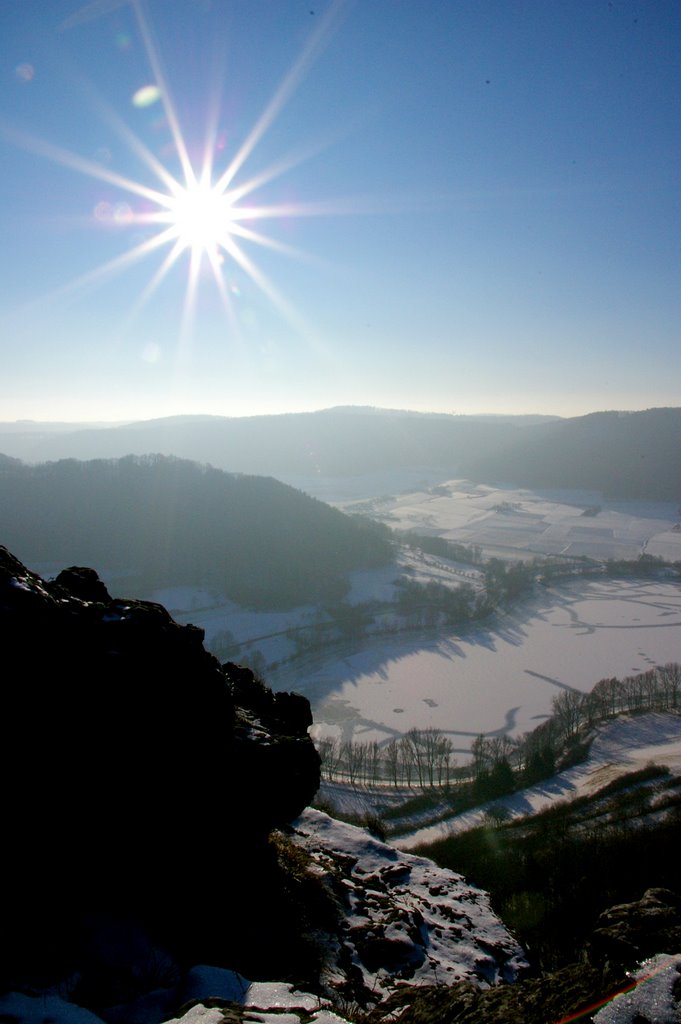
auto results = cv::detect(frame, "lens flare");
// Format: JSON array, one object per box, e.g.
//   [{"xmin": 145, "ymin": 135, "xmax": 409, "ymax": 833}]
[
  {"xmin": 555, "ymin": 954, "xmax": 681, "ymax": 1023},
  {"xmin": 15, "ymin": 63, "xmax": 35, "ymax": 83},
  {"xmin": 132, "ymin": 84, "xmax": 161, "ymax": 108}
]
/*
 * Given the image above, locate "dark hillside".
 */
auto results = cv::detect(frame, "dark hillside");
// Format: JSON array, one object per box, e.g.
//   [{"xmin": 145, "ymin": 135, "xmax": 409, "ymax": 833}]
[
  {"xmin": 460, "ymin": 407, "xmax": 681, "ymax": 501},
  {"xmin": 0, "ymin": 454, "xmax": 392, "ymax": 607}
]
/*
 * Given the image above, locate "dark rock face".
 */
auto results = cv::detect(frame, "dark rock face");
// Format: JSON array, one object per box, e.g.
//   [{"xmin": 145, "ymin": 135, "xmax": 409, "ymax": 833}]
[
  {"xmin": 587, "ymin": 887, "xmax": 681, "ymax": 972},
  {"xmin": 54, "ymin": 563, "xmax": 113, "ymax": 603},
  {"xmin": 0, "ymin": 546, "xmax": 320, "ymax": 991}
]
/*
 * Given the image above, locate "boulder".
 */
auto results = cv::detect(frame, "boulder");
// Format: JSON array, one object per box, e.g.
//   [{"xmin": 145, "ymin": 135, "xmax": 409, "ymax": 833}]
[{"xmin": 587, "ymin": 888, "xmax": 681, "ymax": 971}]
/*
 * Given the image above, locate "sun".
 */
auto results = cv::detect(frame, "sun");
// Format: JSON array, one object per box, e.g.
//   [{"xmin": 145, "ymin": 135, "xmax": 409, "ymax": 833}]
[{"xmin": 162, "ymin": 178, "xmax": 238, "ymax": 259}]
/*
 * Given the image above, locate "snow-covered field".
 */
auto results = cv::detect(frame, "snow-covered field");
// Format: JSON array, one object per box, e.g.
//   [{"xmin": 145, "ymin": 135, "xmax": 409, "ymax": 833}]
[
  {"xmin": 333, "ymin": 478, "xmax": 681, "ymax": 563},
  {"xmin": 48, "ymin": 559, "xmax": 680, "ymax": 768},
  {"xmin": 150, "ymin": 546, "xmax": 483, "ymax": 668},
  {"xmin": 394, "ymin": 711, "xmax": 681, "ymax": 849},
  {"xmin": 278, "ymin": 579, "xmax": 681, "ymax": 754},
  {"xmin": 138, "ymin": 481, "xmax": 681, "ymax": 757}
]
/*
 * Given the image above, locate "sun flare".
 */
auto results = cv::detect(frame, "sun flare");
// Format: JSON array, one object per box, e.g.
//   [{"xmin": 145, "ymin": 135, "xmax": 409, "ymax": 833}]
[{"xmin": 162, "ymin": 178, "xmax": 237, "ymax": 258}]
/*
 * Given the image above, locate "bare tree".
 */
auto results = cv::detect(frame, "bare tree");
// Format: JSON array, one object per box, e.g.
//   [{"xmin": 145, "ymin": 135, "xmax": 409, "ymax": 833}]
[
  {"xmin": 552, "ymin": 689, "xmax": 587, "ymax": 742},
  {"xmin": 317, "ymin": 736, "xmax": 340, "ymax": 781},
  {"xmin": 367, "ymin": 740, "xmax": 381, "ymax": 785},
  {"xmin": 435, "ymin": 734, "xmax": 454, "ymax": 787},
  {"xmin": 405, "ymin": 728, "xmax": 427, "ymax": 787},
  {"xmin": 471, "ymin": 734, "xmax": 490, "ymax": 780},
  {"xmin": 384, "ymin": 738, "xmax": 400, "ymax": 787},
  {"xmin": 589, "ymin": 676, "xmax": 623, "ymax": 719},
  {"xmin": 641, "ymin": 669, "xmax": 660, "ymax": 710},
  {"xmin": 340, "ymin": 740, "xmax": 361, "ymax": 786},
  {"xmin": 658, "ymin": 663, "xmax": 681, "ymax": 709},
  {"xmin": 623, "ymin": 673, "xmax": 646, "ymax": 712},
  {"xmin": 398, "ymin": 735, "xmax": 415, "ymax": 787}
]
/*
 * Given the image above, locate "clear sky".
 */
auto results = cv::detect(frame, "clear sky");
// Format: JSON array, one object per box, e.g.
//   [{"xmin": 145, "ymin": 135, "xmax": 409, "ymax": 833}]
[{"xmin": 1, "ymin": 0, "xmax": 679, "ymax": 422}]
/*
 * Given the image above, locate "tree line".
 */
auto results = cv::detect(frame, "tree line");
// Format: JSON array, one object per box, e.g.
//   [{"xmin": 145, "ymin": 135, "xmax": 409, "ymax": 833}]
[
  {"xmin": 317, "ymin": 727, "xmax": 456, "ymax": 788},
  {"xmin": 400, "ymin": 531, "xmax": 484, "ymax": 566},
  {"xmin": 460, "ymin": 661, "xmax": 681, "ymax": 798},
  {"xmin": 317, "ymin": 662, "xmax": 681, "ymax": 797}
]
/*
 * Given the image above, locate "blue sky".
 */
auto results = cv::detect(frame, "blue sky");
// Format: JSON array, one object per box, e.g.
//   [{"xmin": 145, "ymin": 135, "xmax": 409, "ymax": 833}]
[{"xmin": 1, "ymin": 0, "xmax": 679, "ymax": 422}]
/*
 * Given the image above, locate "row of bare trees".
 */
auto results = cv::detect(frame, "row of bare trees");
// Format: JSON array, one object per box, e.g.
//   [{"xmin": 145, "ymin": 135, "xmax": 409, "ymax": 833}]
[
  {"xmin": 470, "ymin": 663, "xmax": 681, "ymax": 792},
  {"xmin": 317, "ymin": 727, "xmax": 456, "ymax": 788},
  {"xmin": 317, "ymin": 663, "xmax": 681, "ymax": 795},
  {"xmin": 513, "ymin": 662, "xmax": 681, "ymax": 787},
  {"xmin": 533, "ymin": 662, "xmax": 681, "ymax": 753}
]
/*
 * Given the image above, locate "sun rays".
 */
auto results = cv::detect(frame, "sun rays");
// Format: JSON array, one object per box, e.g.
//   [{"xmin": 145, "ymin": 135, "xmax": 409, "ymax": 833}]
[{"xmin": 3, "ymin": 0, "xmax": 351, "ymax": 353}]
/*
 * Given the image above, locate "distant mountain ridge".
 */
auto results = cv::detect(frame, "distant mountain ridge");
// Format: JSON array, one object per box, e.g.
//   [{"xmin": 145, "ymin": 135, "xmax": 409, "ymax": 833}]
[
  {"xmin": 0, "ymin": 406, "xmax": 678, "ymax": 500},
  {"xmin": 0, "ymin": 407, "xmax": 556, "ymax": 476}
]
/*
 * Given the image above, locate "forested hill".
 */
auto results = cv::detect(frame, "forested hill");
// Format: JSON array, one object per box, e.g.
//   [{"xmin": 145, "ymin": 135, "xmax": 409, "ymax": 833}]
[
  {"xmin": 460, "ymin": 407, "xmax": 681, "ymax": 502},
  {"xmin": 0, "ymin": 454, "xmax": 392, "ymax": 607},
  {"xmin": 0, "ymin": 408, "xmax": 554, "ymax": 476}
]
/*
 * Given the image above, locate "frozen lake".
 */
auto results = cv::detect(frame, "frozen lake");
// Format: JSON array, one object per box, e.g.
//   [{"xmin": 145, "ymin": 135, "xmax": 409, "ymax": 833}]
[{"xmin": 275, "ymin": 579, "xmax": 681, "ymax": 756}]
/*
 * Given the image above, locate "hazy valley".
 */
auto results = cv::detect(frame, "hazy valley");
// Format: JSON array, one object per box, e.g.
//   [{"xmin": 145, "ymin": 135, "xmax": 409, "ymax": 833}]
[
  {"xmin": 2, "ymin": 404, "xmax": 681, "ymax": 1024},
  {"xmin": 4, "ymin": 406, "xmax": 679, "ymax": 760}
]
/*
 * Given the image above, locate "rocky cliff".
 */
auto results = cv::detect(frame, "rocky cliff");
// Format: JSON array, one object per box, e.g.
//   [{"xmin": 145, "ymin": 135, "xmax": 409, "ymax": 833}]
[{"xmin": 0, "ymin": 546, "xmax": 320, "ymax": 996}]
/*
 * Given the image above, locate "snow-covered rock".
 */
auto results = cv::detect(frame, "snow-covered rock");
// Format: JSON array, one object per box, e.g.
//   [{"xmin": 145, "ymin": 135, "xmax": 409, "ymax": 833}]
[{"xmin": 289, "ymin": 808, "xmax": 526, "ymax": 1001}]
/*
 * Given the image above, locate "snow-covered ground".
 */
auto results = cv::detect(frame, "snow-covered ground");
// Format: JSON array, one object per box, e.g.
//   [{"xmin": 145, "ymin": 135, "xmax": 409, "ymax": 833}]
[
  {"xmin": 277, "ymin": 578, "xmax": 681, "ymax": 754},
  {"xmin": 344, "ymin": 548, "xmax": 484, "ymax": 606},
  {"xmin": 335, "ymin": 479, "xmax": 681, "ymax": 563},
  {"xmin": 393, "ymin": 711, "xmax": 681, "ymax": 849},
  {"xmin": 0, "ymin": 810, "xmax": 525, "ymax": 1024},
  {"xmin": 35, "ymin": 480, "xmax": 680, "ymax": 756},
  {"xmin": 144, "ymin": 546, "xmax": 483, "ymax": 669},
  {"xmin": 17, "ymin": 481, "xmax": 681, "ymax": 1024},
  {"xmin": 282, "ymin": 467, "xmax": 457, "ymax": 505},
  {"xmin": 135, "ymin": 481, "xmax": 681, "ymax": 757}
]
